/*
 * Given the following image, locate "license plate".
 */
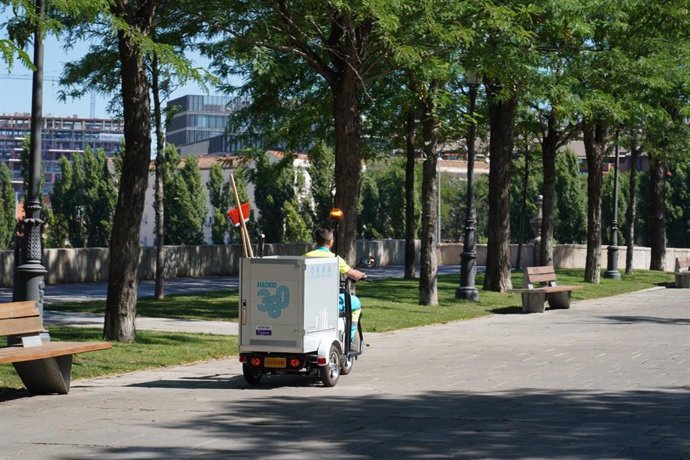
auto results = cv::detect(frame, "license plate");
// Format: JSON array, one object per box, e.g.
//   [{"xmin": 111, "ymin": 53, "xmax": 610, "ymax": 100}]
[{"xmin": 264, "ymin": 357, "xmax": 286, "ymax": 368}]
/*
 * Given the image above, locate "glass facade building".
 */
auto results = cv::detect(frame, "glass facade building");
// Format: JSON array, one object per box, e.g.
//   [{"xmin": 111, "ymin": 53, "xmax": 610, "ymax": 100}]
[
  {"xmin": 166, "ymin": 95, "xmax": 249, "ymax": 148},
  {"xmin": 0, "ymin": 113, "xmax": 124, "ymax": 193}
]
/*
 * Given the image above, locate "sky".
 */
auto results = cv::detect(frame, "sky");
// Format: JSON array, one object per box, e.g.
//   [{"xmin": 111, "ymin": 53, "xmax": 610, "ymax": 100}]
[{"xmin": 1, "ymin": 34, "xmax": 211, "ymax": 119}]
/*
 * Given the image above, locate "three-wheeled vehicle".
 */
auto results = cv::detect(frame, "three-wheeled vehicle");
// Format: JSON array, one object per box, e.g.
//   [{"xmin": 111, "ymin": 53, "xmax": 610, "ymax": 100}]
[{"xmin": 238, "ymin": 256, "xmax": 363, "ymax": 387}]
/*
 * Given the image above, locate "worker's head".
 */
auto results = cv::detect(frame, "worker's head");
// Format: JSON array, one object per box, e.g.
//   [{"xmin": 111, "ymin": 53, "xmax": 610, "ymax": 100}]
[{"xmin": 314, "ymin": 228, "xmax": 334, "ymax": 248}]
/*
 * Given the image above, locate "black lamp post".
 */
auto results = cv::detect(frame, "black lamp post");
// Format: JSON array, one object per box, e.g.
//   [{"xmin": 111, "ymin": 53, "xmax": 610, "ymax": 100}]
[
  {"xmin": 604, "ymin": 132, "xmax": 621, "ymax": 280},
  {"xmin": 13, "ymin": 0, "xmax": 48, "ymax": 336},
  {"xmin": 456, "ymin": 72, "xmax": 480, "ymax": 302}
]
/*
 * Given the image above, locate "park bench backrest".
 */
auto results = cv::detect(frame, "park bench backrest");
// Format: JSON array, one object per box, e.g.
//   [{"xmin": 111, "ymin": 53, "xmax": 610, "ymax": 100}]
[
  {"xmin": 524, "ymin": 266, "xmax": 558, "ymax": 289},
  {"xmin": 0, "ymin": 301, "xmax": 44, "ymax": 338},
  {"xmin": 675, "ymin": 257, "xmax": 690, "ymax": 272}
]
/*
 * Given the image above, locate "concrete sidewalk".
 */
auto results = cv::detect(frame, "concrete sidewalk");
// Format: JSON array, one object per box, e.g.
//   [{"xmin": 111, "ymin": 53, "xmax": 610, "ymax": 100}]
[
  {"xmin": 43, "ymin": 309, "xmax": 238, "ymax": 335},
  {"xmin": 1, "ymin": 286, "xmax": 689, "ymax": 459}
]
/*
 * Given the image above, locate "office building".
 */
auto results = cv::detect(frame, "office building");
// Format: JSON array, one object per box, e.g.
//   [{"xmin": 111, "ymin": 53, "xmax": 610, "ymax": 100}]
[{"xmin": 165, "ymin": 94, "xmax": 253, "ymax": 155}]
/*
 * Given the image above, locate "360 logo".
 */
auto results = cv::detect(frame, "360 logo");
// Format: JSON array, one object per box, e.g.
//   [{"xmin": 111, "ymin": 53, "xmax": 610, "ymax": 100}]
[{"xmin": 257, "ymin": 284, "xmax": 290, "ymax": 318}]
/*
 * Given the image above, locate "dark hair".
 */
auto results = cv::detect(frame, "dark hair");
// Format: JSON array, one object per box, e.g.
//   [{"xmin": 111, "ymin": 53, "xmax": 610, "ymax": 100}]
[{"xmin": 314, "ymin": 228, "xmax": 334, "ymax": 246}]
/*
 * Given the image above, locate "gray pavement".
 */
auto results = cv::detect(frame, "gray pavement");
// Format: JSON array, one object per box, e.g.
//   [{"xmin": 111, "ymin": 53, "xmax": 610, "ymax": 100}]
[{"xmin": 1, "ymin": 286, "xmax": 690, "ymax": 459}]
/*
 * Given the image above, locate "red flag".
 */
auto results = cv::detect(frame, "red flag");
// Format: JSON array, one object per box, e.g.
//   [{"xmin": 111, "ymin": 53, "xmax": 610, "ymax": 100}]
[{"xmin": 227, "ymin": 202, "xmax": 250, "ymax": 227}]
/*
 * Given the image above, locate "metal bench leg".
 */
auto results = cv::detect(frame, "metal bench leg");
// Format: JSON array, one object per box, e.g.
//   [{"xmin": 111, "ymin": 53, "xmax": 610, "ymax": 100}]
[
  {"xmin": 13, "ymin": 355, "xmax": 73, "ymax": 395},
  {"xmin": 547, "ymin": 291, "xmax": 571, "ymax": 309},
  {"xmin": 522, "ymin": 292, "xmax": 547, "ymax": 313},
  {"xmin": 675, "ymin": 274, "xmax": 690, "ymax": 288}
]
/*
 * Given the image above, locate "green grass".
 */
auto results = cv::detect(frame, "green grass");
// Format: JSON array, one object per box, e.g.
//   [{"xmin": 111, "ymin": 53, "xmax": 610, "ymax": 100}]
[
  {"xmin": 46, "ymin": 269, "xmax": 673, "ymax": 331},
  {"xmin": 358, "ymin": 269, "xmax": 673, "ymax": 332},
  {"xmin": 1, "ymin": 327, "xmax": 238, "ymax": 394},
  {"xmin": 4, "ymin": 268, "xmax": 670, "ymax": 393}
]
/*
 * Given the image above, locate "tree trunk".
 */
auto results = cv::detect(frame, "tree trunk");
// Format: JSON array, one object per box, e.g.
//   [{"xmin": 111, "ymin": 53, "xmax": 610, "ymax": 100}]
[
  {"xmin": 482, "ymin": 84, "xmax": 516, "ymax": 292},
  {"xmin": 404, "ymin": 109, "xmax": 417, "ymax": 280},
  {"xmin": 625, "ymin": 142, "xmax": 639, "ymax": 275},
  {"xmin": 419, "ymin": 81, "xmax": 440, "ymax": 305},
  {"xmin": 104, "ymin": 5, "xmax": 156, "ymax": 342},
  {"xmin": 540, "ymin": 114, "xmax": 558, "ymax": 266},
  {"xmin": 649, "ymin": 154, "xmax": 667, "ymax": 270},
  {"xmin": 582, "ymin": 122, "xmax": 606, "ymax": 284},
  {"xmin": 331, "ymin": 72, "xmax": 362, "ymax": 266},
  {"xmin": 152, "ymin": 55, "xmax": 165, "ymax": 300}
]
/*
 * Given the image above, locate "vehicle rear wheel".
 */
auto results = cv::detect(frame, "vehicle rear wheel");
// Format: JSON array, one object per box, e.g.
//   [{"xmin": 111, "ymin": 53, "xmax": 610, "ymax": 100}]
[
  {"xmin": 320, "ymin": 344, "xmax": 341, "ymax": 387},
  {"xmin": 243, "ymin": 364, "xmax": 263, "ymax": 385}
]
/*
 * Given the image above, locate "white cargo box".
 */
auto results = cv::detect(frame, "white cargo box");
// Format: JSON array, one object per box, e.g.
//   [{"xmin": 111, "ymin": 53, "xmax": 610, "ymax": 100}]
[{"xmin": 239, "ymin": 256, "xmax": 340, "ymax": 354}]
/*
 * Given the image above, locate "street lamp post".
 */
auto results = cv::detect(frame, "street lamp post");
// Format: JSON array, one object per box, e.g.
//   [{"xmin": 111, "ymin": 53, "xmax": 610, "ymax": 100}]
[
  {"xmin": 456, "ymin": 72, "xmax": 480, "ymax": 302},
  {"xmin": 604, "ymin": 132, "xmax": 621, "ymax": 280},
  {"xmin": 13, "ymin": 0, "xmax": 48, "ymax": 337}
]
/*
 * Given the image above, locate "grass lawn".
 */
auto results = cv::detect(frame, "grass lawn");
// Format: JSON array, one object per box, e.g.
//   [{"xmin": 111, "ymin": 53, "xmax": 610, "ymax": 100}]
[
  {"xmin": 358, "ymin": 268, "xmax": 674, "ymax": 332},
  {"xmin": 3, "ymin": 268, "xmax": 671, "ymax": 393},
  {"xmin": 45, "ymin": 268, "xmax": 675, "ymax": 332}
]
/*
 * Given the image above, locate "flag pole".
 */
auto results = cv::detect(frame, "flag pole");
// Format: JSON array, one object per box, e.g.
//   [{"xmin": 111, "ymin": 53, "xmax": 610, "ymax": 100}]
[{"xmin": 230, "ymin": 174, "xmax": 253, "ymax": 258}]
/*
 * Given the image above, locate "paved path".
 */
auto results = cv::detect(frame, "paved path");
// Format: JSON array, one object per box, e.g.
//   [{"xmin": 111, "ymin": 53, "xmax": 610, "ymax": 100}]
[{"xmin": 1, "ymin": 287, "xmax": 689, "ymax": 459}]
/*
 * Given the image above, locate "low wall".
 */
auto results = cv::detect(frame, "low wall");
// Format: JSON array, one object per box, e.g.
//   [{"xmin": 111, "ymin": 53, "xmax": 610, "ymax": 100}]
[{"xmin": 0, "ymin": 241, "xmax": 688, "ymax": 287}]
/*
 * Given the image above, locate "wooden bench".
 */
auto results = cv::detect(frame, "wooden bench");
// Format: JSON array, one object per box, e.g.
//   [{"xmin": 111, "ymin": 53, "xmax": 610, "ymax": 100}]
[
  {"xmin": 674, "ymin": 257, "xmax": 690, "ymax": 288},
  {"xmin": 510, "ymin": 266, "xmax": 583, "ymax": 313},
  {"xmin": 0, "ymin": 301, "xmax": 111, "ymax": 394}
]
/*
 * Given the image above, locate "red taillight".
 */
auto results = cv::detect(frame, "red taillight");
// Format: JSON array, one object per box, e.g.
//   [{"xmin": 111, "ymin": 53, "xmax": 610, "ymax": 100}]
[
  {"xmin": 251, "ymin": 357, "xmax": 262, "ymax": 367},
  {"xmin": 317, "ymin": 357, "xmax": 327, "ymax": 365},
  {"xmin": 239, "ymin": 355, "xmax": 247, "ymax": 363},
  {"xmin": 289, "ymin": 358, "xmax": 301, "ymax": 368}
]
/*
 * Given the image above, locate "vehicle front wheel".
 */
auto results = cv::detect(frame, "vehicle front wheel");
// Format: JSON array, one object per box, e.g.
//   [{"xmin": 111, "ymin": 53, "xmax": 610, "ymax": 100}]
[
  {"xmin": 320, "ymin": 344, "xmax": 341, "ymax": 387},
  {"xmin": 243, "ymin": 363, "xmax": 263, "ymax": 385}
]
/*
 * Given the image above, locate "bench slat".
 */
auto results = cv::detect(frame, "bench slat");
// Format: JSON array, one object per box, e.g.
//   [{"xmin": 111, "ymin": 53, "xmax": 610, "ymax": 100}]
[
  {"xmin": 526, "ymin": 266, "xmax": 556, "ymax": 275},
  {"xmin": 540, "ymin": 285, "xmax": 582, "ymax": 293},
  {"xmin": 0, "ymin": 341, "xmax": 112, "ymax": 364},
  {"xmin": 0, "ymin": 301, "xmax": 39, "ymax": 320},
  {"xmin": 511, "ymin": 285, "xmax": 582, "ymax": 294},
  {"xmin": 0, "ymin": 316, "xmax": 44, "ymax": 337},
  {"xmin": 527, "ymin": 273, "xmax": 557, "ymax": 284}
]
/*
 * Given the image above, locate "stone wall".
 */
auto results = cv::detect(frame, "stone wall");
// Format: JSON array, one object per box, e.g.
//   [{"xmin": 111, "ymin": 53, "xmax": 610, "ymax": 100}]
[{"xmin": 1, "ymin": 241, "xmax": 688, "ymax": 287}]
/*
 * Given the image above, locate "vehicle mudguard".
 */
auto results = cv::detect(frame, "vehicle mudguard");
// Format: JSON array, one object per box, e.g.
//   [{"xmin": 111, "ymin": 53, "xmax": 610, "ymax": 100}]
[{"xmin": 317, "ymin": 339, "xmax": 343, "ymax": 366}]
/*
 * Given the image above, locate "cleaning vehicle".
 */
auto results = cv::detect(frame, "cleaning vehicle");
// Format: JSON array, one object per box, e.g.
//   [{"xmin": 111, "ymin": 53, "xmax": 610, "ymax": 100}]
[{"xmin": 238, "ymin": 256, "xmax": 365, "ymax": 387}]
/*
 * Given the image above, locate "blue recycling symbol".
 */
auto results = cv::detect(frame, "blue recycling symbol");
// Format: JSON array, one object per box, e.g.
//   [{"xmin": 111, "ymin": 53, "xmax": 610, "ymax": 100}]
[{"xmin": 257, "ymin": 285, "xmax": 290, "ymax": 318}]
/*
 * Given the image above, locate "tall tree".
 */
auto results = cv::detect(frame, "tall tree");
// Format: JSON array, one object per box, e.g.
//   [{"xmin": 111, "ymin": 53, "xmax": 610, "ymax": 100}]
[
  {"xmin": 358, "ymin": 159, "xmax": 407, "ymax": 240},
  {"xmin": 207, "ymin": 162, "xmax": 231, "ymax": 245},
  {"xmin": 482, "ymin": 83, "xmax": 517, "ymax": 292},
  {"xmin": 465, "ymin": 1, "xmax": 541, "ymax": 292},
  {"xmin": 0, "ymin": 163, "xmax": 15, "ymax": 248},
  {"xmin": 582, "ymin": 122, "xmax": 607, "ymax": 283},
  {"xmin": 554, "ymin": 149, "xmax": 587, "ymax": 244},
  {"xmin": 419, "ymin": 80, "xmax": 441, "ymax": 305},
  {"xmin": 104, "ymin": 0, "xmax": 159, "ymax": 342},
  {"xmin": 50, "ymin": 149, "xmax": 117, "ymax": 248},
  {"xmin": 244, "ymin": 150, "xmax": 309, "ymax": 244},
  {"xmin": 58, "ymin": 0, "xmax": 210, "ymax": 304},
  {"xmin": 306, "ymin": 141, "xmax": 335, "ymax": 227},
  {"xmin": 194, "ymin": 0, "xmax": 402, "ymax": 265},
  {"xmin": 163, "ymin": 147, "xmax": 206, "ymax": 245}
]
